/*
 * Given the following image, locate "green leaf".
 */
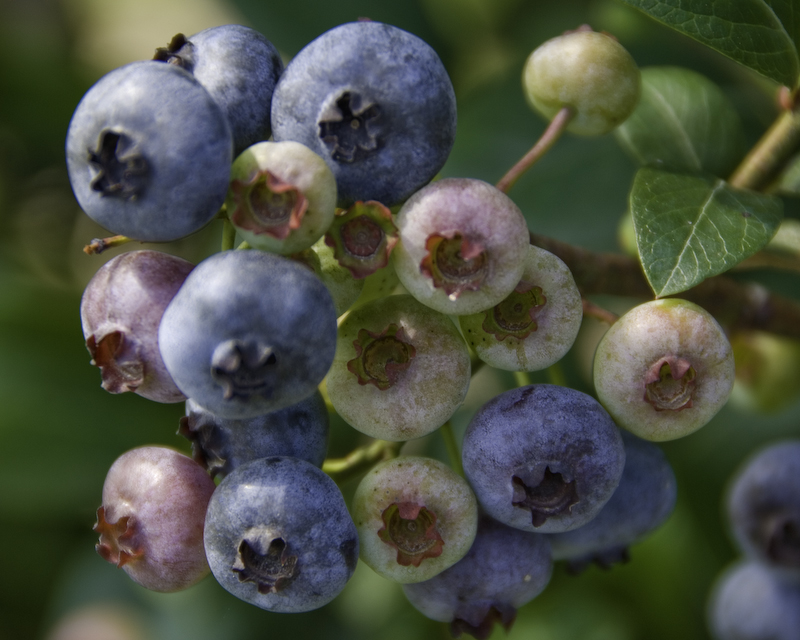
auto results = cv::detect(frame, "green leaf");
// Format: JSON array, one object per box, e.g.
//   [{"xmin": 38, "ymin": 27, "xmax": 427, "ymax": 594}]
[
  {"xmin": 631, "ymin": 167, "xmax": 783, "ymax": 296},
  {"xmin": 615, "ymin": 67, "xmax": 745, "ymax": 177},
  {"xmin": 619, "ymin": 0, "xmax": 800, "ymax": 87}
]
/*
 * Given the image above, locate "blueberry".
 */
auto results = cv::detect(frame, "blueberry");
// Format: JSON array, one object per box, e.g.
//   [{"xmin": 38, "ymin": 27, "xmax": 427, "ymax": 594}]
[
  {"xmin": 154, "ymin": 25, "xmax": 284, "ymax": 156},
  {"xmin": 271, "ymin": 21, "xmax": 456, "ymax": 207},
  {"xmin": 462, "ymin": 384, "xmax": 626, "ymax": 534},
  {"xmin": 392, "ymin": 178, "xmax": 530, "ymax": 315},
  {"xmin": 593, "ymin": 298, "xmax": 735, "ymax": 441},
  {"xmin": 80, "ymin": 250, "xmax": 193, "ymax": 403},
  {"xmin": 158, "ymin": 249, "xmax": 337, "ymax": 419},
  {"xmin": 95, "ymin": 446, "xmax": 216, "ymax": 592},
  {"xmin": 548, "ymin": 431, "xmax": 677, "ymax": 572},
  {"xmin": 66, "ymin": 61, "xmax": 232, "ymax": 242},
  {"xmin": 325, "ymin": 294, "xmax": 471, "ymax": 441},
  {"xmin": 727, "ymin": 440, "xmax": 800, "ymax": 574},
  {"xmin": 179, "ymin": 391, "xmax": 329, "ymax": 479},
  {"xmin": 203, "ymin": 456, "xmax": 359, "ymax": 612},
  {"xmin": 708, "ymin": 560, "xmax": 800, "ymax": 640},
  {"xmin": 351, "ymin": 456, "xmax": 478, "ymax": 583},
  {"xmin": 402, "ymin": 516, "xmax": 552, "ymax": 639}
]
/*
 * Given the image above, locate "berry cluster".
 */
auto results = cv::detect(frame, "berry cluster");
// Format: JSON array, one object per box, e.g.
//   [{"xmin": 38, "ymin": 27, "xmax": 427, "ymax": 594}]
[{"xmin": 69, "ymin": 20, "xmax": 738, "ymax": 638}]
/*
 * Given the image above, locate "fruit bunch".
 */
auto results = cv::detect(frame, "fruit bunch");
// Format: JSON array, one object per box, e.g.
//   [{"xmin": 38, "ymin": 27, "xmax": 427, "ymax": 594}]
[{"xmin": 63, "ymin": 15, "xmax": 795, "ymax": 640}]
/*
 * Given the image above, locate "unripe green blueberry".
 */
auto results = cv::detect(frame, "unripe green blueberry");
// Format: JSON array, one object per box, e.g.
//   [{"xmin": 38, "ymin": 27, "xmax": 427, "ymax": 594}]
[
  {"xmin": 351, "ymin": 456, "xmax": 478, "ymax": 583},
  {"xmin": 523, "ymin": 28, "xmax": 640, "ymax": 136},
  {"xmin": 593, "ymin": 299, "xmax": 735, "ymax": 441},
  {"xmin": 458, "ymin": 245, "xmax": 583, "ymax": 371},
  {"xmin": 226, "ymin": 140, "xmax": 337, "ymax": 254},
  {"xmin": 326, "ymin": 294, "xmax": 471, "ymax": 441}
]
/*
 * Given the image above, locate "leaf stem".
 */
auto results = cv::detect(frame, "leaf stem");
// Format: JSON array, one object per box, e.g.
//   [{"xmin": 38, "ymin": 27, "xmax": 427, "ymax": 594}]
[
  {"xmin": 496, "ymin": 106, "xmax": 574, "ymax": 193},
  {"xmin": 728, "ymin": 95, "xmax": 800, "ymax": 191},
  {"xmin": 221, "ymin": 219, "xmax": 236, "ymax": 252}
]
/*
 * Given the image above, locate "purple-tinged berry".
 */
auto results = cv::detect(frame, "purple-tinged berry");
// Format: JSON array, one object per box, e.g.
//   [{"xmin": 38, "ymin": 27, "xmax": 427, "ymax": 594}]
[
  {"xmin": 94, "ymin": 446, "xmax": 216, "ymax": 592},
  {"xmin": 80, "ymin": 250, "xmax": 193, "ymax": 403}
]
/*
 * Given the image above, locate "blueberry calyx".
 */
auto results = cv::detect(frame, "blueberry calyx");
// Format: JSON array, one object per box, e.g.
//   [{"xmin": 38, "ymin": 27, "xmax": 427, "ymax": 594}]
[
  {"xmin": 643, "ymin": 356, "xmax": 696, "ymax": 411},
  {"xmin": 85, "ymin": 330, "xmax": 144, "ymax": 394},
  {"xmin": 93, "ymin": 506, "xmax": 142, "ymax": 567},
  {"xmin": 318, "ymin": 91, "xmax": 381, "ymax": 163},
  {"xmin": 211, "ymin": 339, "xmax": 278, "ymax": 400},
  {"xmin": 511, "ymin": 468, "xmax": 579, "ymax": 527},
  {"xmin": 88, "ymin": 130, "xmax": 149, "ymax": 200},
  {"xmin": 229, "ymin": 170, "xmax": 309, "ymax": 240},
  {"xmin": 233, "ymin": 534, "xmax": 298, "ymax": 594},
  {"xmin": 377, "ymin": 502, "xmax": 444, "ymax": 567},
  {"xmin": 324, "ymin": 201, "xmax": 398, "ymax": 278},
  {"xmin": 177, "ymin": 414, "xmax": 226, "ymax": 476},
  {"xmin": 347, "ymin": 324, "xmax": 416, "ymax": 390},
  {"xmin": 421, "ymin": 233, "xmax": 488, "ymax": 300},
  {"xmin": 565, "ymin": 545, "xmax": 631, "ymax": 575},
  {"xmin": 765, "ymin": 515, "xmax": 800, "ymax": 567},
  {"xmin": 481, "ymin": 282, "xmax": 547, "ymax": 341},
  {"xmin": 153, "ymin": 33, "xmax": 196, "ymax": 71},
  {"xmin": 451, "ymin": 605, "xmax": 516, "ymax": 640}
]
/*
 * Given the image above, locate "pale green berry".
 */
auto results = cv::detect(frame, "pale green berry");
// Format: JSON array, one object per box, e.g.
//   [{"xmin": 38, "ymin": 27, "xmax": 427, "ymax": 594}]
[
  {"xmin": 352, "ymin": 456, "xmax": 478, "ymax": 583},
  {"xmin": 593, "ymin": 299, "xmax": 735, "ymax": 441},
  {"xmin": 523, "ymin": 29, "xmax": 640, "ymax": 136}
]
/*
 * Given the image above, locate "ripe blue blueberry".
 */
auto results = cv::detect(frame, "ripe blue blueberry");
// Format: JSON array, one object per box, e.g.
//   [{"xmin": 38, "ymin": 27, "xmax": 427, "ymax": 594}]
[
  {"xmin": 179, "ymin": 391, "xmax": 329, "ymax": 479},
  {"xmin": 727, "ymin": 440, "xmax": 800, "ymax": 574},
  {"xmin": 402, "ymin": 516, "xmax": 553, "ymax": 639},
  {"xmin": 271, "ymin": 21, "xmax": 457, "ymax": 206},
  {"xmin": 158, "ymin": 249, "xmax": 337, "ymax": 419},
  {"xmin": 154, "ymin": 25, "xmax": 284, "ymax": 156},
  {"xmin": 548, "ymin": 431, "xmax": 677, "ymax": 571},
  {"xmin": 462, "ymin": 384, "xmax": 625, "ymax": 534},
  {"xmin": 203, "ymin": 456, "xmax": 359, "ymax": 612},
  {"xmin": 66, "ymin": 61, "xmax": 232, "ymax": 242},
  {"xmin": 708, "ymin": 560, "xmax": 800, "ymax": 640}
]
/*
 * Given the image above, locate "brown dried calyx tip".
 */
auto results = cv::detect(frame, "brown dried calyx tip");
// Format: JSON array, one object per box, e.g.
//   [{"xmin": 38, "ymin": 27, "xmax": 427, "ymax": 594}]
[
  {"xmin": 229, "ymin": 170, "xmax": 308, "ymax": 240},
  {"xmin": 177, "ymin": 415, "xmax": 228, "ymax": 478},
  {"xmin": 482, "ymin": 281, "xmax": 546, "ymax": 341},
  {"xmin": 643, "ymin": 356, "xmax": 696, "ymax": 411},
  {"xmin": 377, "ymin": 502, "xmax": 444, "ymax": 567},
  {"xmin": 86, "ymin": 330, "xmax": 144, "ymax": 394},
  {"xmin": 233, "ymin": 537, "xmax": 298, "ymax": 594},
  {"xmin": 94, "ymin": 506, "xmax": 143, "ymax": 567},
  {"xmin": 347, "ymin": 324, "xmax": 416, "ymax": 390},
  {"xmin": 153, "ymin": 33, "xmax": 195, "ymax": 70},
  {"xmin": 421, "ymin": 232, "xmax": 488, "ymax": 300},
  {"xmin": 88, "ymin": 130, "xmax": 149, "ymax": 200},
  {"xmin": 451, "ymin": 604, "xmax": 516, "ymax": 640},
  {"xmin": 511, "ymin": 467, "xmax": 579, "ymax": 527}
]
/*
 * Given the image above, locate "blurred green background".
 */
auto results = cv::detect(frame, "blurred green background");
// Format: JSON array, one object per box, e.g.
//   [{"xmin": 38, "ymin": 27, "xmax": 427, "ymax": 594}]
[{"xmin": 1, "ymin": 0, "xmax": 798, "ymax": 639}]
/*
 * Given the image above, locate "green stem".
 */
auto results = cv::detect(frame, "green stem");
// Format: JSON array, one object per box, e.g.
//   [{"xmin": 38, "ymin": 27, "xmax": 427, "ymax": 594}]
[
  {"xmin": 322, "ymin": 439, "xmax": 401, "ymax": 483},
  {"xmin": 546, "ymin": 361, "xmax": 567, "ymax": 387},
  {"xmin": 495, "ymin": 106, "xmax": 574, "ymax": 193},
  {"xmin": 728, "ymin": 102, "xmax": 800, "ymax": 191},
  {"xmin": 221, "ymin": 219, "xmax": 236, "ymax": 252},
  {"xmin": 83, "ymin": 235, "xmax": 133, "ymax": 255},
  {"xmin": 439, "ymin": 421, "xmax": 464, "ymax": 477}
]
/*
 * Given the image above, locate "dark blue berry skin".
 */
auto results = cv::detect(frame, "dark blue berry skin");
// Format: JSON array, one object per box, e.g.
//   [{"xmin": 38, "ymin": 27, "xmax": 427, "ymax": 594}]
[
  {"xmin": 158, "ymin": 250, "xmax": 337, "ymax": 419},
  {"xmin": 462, "ymin": 384, "xmax": 625, "ymax": 534},
  {"xmin": 271, "ymin": 21, "xmax": 456, "ymax": 207},
  {"xmin": 179, "ymin": 391, "xmax": 329, "ymax": 479},
  {"xmin": 66, "ymin": 61, "xmax": 232, "ymax": 242},
  {"xmin": 548, "ymin": 431, "xmax": 677, "ymax": 571},
  {"xmin": 727, "ymin": 440, "xmax": 800, "ymax": 574},
  {"xmin": 203, "ymin": 456, "xmax": 359, "ymax": 613},
  {"xmin": 155, "ymin": 25, "xmax": 284, "ymax": 156},
  {"xmin": 708, "ymin": 560, "xmax": 800, "ymax": 640},
  {"xmin": 402, "ymin": 516, "xmax": 552, "ymax": 639}
]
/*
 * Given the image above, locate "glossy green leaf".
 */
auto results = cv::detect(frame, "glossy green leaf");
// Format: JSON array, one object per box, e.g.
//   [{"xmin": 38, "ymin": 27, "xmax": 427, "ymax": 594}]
[
  {"xmin": 632, "ymin": 167, "xmax": 783, "ymax": 296},
  {"xmin": 619, "ymin": 0, "xmax": 800, "ymax": 87},
  {"xmin": 615, "ymin": 67, "xmax": 745, "ymax": 177}
]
